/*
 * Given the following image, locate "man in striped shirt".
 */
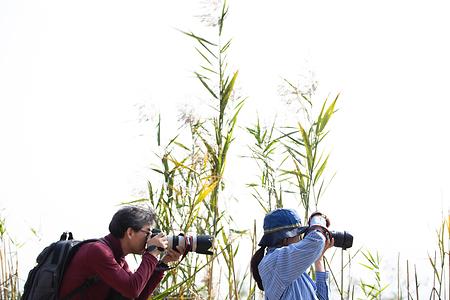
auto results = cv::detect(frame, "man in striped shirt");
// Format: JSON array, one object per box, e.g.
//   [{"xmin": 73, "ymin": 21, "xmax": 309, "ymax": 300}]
[{"xmin": 251, "ymin": 208, "xmax": 334, "ymax": 300}]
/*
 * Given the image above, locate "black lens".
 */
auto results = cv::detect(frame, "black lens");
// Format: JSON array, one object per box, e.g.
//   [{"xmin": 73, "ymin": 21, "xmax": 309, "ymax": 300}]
[
  {"xmin": 194, "ymin": 235, "xmax": 214, "ymax": 255},
  {"xmin": 167, "ymin": 234, "xmax": 214, "ymax": 255},
  {"xmin": 331, "ymin": 231, "xmax": 353, "ymax": 250}
]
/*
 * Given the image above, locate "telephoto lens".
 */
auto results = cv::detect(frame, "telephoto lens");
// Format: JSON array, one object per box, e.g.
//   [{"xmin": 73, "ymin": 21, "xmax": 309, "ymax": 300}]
[
  {"xmin": 151, "ymin": 229, "xmax": 214, "ymax": 255},
  {"xmin": 168, "ymin": 233, "xmax": 214, "ymax": 255},
  {"xmin": 331, "ymin": 231, "xmax": 353, "ymax": 250}
]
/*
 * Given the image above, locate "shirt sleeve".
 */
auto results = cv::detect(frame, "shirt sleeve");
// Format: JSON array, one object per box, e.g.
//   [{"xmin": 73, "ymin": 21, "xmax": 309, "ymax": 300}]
[
  {"xmin": 86, "ymin": 243, "xmax": 159, "ymax": 299},
  {"xmin": 136, "ymin": 262, "xmax": 165, "ymax": 300},
  {"xmin": 315, "ymin": 271, "xmax": 330, "ymax": 300},
  {"xmin": 258, "ymin": 230, "xmax": 325, "ymax": 297},
  {"xmin": 276, "ymin": 230, "xmax": 325, "ymax": 284}
]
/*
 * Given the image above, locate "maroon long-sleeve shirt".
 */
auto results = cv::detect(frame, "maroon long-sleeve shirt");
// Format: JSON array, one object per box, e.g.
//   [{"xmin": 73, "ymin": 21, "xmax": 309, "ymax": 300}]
[{"xmin": 59, "ymin": 234, "xmax": 165, "ymax": 300}]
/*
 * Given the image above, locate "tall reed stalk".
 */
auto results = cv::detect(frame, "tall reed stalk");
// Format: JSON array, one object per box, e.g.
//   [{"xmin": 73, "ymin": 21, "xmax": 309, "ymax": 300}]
[
  {"xmin": 0, "ymin": 216, "xmax": 20, "ymax": 300},
  {"xmin": 428, "ymin": 219, "xmax": 448, "ymax": 299},
  {"xmin": 359, "ymin": 250, "xmax": 388, "ymax": 300},
  {"xmin": 324, "ymin": 245, "xmax": 360, "ymax": 300},
  {"xmin": 246, "ymin": 60, "xmax": 340, "ymax": 300},
  {"xmin": 279, "ymin": 79, "xmax": 339, "ymax": 221},
  {"xmin": 129, "ymin": 2, "xmax": 245, "ymax": 298},
  {"xmin": 247, "ymin": 78, "xmax": 339, "ymax": 219},
  {"xmin": 246, "ymin": 117, "xmax": 284, "ymax": 212},
  {"xmin": 181, "ymin": 1, "xmax": 245, "ymax": 298}
]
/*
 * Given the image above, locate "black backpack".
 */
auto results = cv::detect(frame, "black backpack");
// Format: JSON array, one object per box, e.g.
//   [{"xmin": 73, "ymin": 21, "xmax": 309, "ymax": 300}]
[{"xmin": 21, "ymin": 232, "xmax": 100, "ymax": 300}]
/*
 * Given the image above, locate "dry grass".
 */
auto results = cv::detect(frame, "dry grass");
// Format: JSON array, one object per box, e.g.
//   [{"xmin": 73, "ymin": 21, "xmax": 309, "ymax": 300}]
[{"xmin": 0, "ymin": 217, "xmax": 20, "ymax": 300}]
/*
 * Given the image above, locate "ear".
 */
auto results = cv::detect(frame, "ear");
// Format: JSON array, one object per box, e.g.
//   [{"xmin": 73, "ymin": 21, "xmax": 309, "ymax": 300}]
[{"xmin": 125, "ymin": 227, "xmax": 134, "ymax": 239}]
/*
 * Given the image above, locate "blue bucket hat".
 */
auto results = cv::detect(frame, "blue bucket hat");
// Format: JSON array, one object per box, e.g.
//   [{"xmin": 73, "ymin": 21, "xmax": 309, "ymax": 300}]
[{"xmin": 258, "ymin": 208, "xmax": 308, "ymax": 247}]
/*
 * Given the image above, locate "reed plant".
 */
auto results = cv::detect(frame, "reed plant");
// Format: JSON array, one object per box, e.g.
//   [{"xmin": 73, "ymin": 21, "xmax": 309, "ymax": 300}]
[
  {"xmin": 278, "ymin": 79, "xmax": 339, "ymax": 221},
  {"xmin": 427, "ymin": 218, "xmax": 448, "ymax": 300},
  {"xmin": 129, "ymin": 118, "xmax": 217, "ymax": 298},
  {"xmin": 0, "ymin": 215, "xmax": 20, "ymax": 300},
  {"xmin": 358, "ymin": 250, "xmax": 388, "ymax": 300},
  {"xmin": 8, "ymin": 2, "xmax": 450, "ymax": 300},
  {"xmin": 178, "ymin": 1, "xmax": 245, "ymax": 298},
  {"xmin": 324, "ymin": 246, "xmax": 361, "ymax": 300},
  {"xmin": 246, "ymin": 117, "xmax": 284, "ymax": 213},
  {"xmin": 245, "ymin": 65, "xmax": 342, "ymax": 300},
  {"xmin": 127, "ymin": 2, "xmax": 246, "ymax": 298},
  {"xmin": 247, "ymin": 78, "xmax": 339, "ymax": 220}
]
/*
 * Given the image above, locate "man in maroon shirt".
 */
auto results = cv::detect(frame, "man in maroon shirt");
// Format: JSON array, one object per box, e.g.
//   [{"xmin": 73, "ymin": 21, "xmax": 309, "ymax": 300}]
[{"xmin": 59, "ymin": 206, "xmax": 184, "ymax": 300}]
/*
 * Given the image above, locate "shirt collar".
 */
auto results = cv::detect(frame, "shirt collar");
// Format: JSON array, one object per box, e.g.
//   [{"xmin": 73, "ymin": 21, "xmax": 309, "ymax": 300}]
[{"xmin": 103, "ymin": 233, "xmax": 125, "ymax": 261}]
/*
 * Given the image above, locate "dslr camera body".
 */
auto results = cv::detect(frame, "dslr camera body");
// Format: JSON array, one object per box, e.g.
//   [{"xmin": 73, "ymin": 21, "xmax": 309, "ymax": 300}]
[{"xmin": 307, "ymin": 212, "xmax": 353, "ymax": 250}]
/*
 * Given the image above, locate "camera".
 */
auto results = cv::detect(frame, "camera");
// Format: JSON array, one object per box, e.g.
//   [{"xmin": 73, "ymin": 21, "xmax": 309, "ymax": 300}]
[
  {"xmin": 308, "ymin": 212, "xmax": 353, "ymax": 250},
  {"xmin": 151, "ymin": 229, "xmax": 214, "ymax": 255},
  {"xmin": 330, "ymin": 230, "xmax": 353, "ymax": 250}
]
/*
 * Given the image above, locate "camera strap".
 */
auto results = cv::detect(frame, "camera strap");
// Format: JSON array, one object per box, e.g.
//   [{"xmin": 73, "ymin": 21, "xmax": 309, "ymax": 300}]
[
  {"xmin": 304, "ymin": 225, "xmax": 332, "ymax": 241},
  {"xmin": 156, "ymin": 234, "xmax": 192, "ymax": 272}
]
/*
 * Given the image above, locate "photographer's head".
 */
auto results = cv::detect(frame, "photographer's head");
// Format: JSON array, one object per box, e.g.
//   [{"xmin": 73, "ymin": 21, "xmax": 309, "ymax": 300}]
[
  {"xmin": 258, "ymin": 208, "xmax": 308, "ymax": 247},
  {"xmin": 109, "ymin": 206, "xmax": 157, "ymax": 255},
  {"xmin": 251, "ymin": 208, "xmax": 308, "ymax": 291}
]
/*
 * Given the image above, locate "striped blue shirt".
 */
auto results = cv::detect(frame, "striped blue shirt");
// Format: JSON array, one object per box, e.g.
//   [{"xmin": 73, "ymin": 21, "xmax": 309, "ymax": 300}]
[{"xmin": 258, "ymin": 230, "xmax": 330, "ymax": 300}]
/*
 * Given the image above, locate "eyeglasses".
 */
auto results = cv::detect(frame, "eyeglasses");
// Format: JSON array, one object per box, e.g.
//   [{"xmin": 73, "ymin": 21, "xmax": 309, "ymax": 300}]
[{"xmin": 140, "ymin": 229, "xmax": 151, "ymax": 238}]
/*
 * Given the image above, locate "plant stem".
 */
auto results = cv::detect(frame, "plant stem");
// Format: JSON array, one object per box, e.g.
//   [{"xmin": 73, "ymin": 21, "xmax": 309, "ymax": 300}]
[
  {"xmin": 415, "ymin": 264, "xmax": 419, "ymax": 300},
  {"xmin": 397, "ymin": 253, "xmax": 401, "ymax": 300},
  {"xmin": 341, "ymin": 248, "xmax": 344, "ymax": 300},
  {"xmin": 407, "ymin": 260, "xmax": 410, "ymax": 300}
]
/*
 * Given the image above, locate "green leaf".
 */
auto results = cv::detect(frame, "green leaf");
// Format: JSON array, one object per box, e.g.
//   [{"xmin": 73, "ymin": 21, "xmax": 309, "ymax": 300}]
[
  {"xmin": 166, "ymin": 156, "xmax": 196, "ymax": 173},
  {"xmin": 220, "ymin": 71, "xmax": 239, "ymax": 114},
  {"xmin": 147, "ymin": 181, "xmax": 153, "ymax": 202},
  {"xmin": 167, "ymin": 134, "xmax": 180, "ymax": 148},
  {"xmin": 151, "ymin": 168, "xmax": 164, "ymax": 175},
  {"xmin": 201, "ymin": 65, "xmax": 218, "ymax": 74},
  {"xmin": 198, "ymin": 38, "xmax": 218, "ymax": 60},
  {"xmin": 298, "ymin": 123, "xmax": 313, "ymax": 171},
  {"xmin": 195, "ymin": 72, "xmax": 218, "ymax": 99},
  {"xmin": 179, "ymin": 30, "xmax": 217, "ymax": 46},
  {"xmin": 119, "ymin": 198, "xmax": 148, "ymax": 205},
  {"xmin": 285, "ymin": 145, "xmax": 306, "ymax": 161},
  {"xmin": 221, "ymin": 38, "xmax": 232, "ymax": 54},
  {"xmin": 313, "ymin": 154, "xmax": 329, "ymax": 185},
  {"xmin": 283, "ymin": 131, "xmax": 306, "ymax": 147},
  {"xmin": 282, "ymin": 78, "xmax": 312, "ymax": 106},
  {"xmin": 156, "ymin": 114, "xmax": 161, "ymax": 146},
  {"xmin": 195, "ymin": 180, "xmax": 219, "ymax": 207},
  {"xmin": 359, "ymin": 263, "xmax": 375, "ymax": 271},
  {"xmin": 318, "ymin": 94, "xmax": 339, "ymax": 133},
  {"xmin": 195, "ymin": 47, "xmax": 213, "ymax": 65},
  {"xmin": 198, "ymin": 135, "xmax": 218, "ymax": 167},
  {"xmin": 218, "ymin": 0, "xmax": 229, "ymax": 36},
  {"xmin": 173, "ymin": 141, "xmax": 190, "ymax": 151},
  {"xmin": 292, "ymin": 159, "xmax": 306, "ymax": 193}
]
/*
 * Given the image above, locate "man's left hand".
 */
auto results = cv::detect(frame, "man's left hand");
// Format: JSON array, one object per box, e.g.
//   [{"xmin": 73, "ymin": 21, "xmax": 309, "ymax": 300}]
[{"xmin": 161, "ymin": 245, "xmax": 185, "ymax": 264}]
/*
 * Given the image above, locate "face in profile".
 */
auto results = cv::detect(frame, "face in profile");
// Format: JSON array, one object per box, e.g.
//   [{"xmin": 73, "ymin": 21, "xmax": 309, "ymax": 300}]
[{"xmin": 127, "ymin": 224, "xmax": 152, "ymax": 254}]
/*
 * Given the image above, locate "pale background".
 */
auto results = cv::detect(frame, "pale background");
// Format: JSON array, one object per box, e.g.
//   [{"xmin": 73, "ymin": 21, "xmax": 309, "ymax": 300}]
[{"xmin": 1, "ymin": 0, "xmax": 449, "ymax": 297}]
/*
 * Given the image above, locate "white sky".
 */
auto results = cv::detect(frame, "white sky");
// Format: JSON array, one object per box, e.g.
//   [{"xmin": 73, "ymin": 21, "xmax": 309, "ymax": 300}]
[{"xmin": 1, "ymin": 0, "xmax": 450, "ymax": 296}]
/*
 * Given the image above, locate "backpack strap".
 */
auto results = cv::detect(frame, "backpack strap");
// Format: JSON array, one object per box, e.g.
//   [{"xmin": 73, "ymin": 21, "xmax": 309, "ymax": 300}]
[
  {"xmin": 59, "ymin": 238, "xmax": 105, "ymax": 300},
  {"xmin": 61, "ymin": 276, "xmax": 100, "ymax": 300}
]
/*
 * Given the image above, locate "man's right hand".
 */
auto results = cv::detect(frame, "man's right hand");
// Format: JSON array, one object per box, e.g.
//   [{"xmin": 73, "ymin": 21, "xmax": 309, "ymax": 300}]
[{"xmin": 146, "ymin": 233, "xmax": 168, "ymax": 257}]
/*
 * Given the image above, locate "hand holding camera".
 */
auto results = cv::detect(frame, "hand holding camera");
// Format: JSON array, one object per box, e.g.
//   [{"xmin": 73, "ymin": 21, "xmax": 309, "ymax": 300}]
[
  {"xmin": 306, "ymin": 211, "xmax": 353, "ymax": 250},
  {"xmin": 305, "ymin": 212, "xmax": 332, "ymax": 241},
  {"xmin": 146, "ymin": 232, "xmax": 168, "ymax": 255}
]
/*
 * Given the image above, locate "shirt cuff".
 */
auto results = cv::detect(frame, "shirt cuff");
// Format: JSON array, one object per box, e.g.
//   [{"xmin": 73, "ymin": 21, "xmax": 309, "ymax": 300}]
[
  {"xmin": 316, "ymin": 271, "xmax": 329, "ymax": 282},
  {"xmin": 142, "ymin": 251, "xmax": 159, "ymax": 264},
  {"xmin": 155, "ymin": 261, "xmax": 171, "ymax": 272}
]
